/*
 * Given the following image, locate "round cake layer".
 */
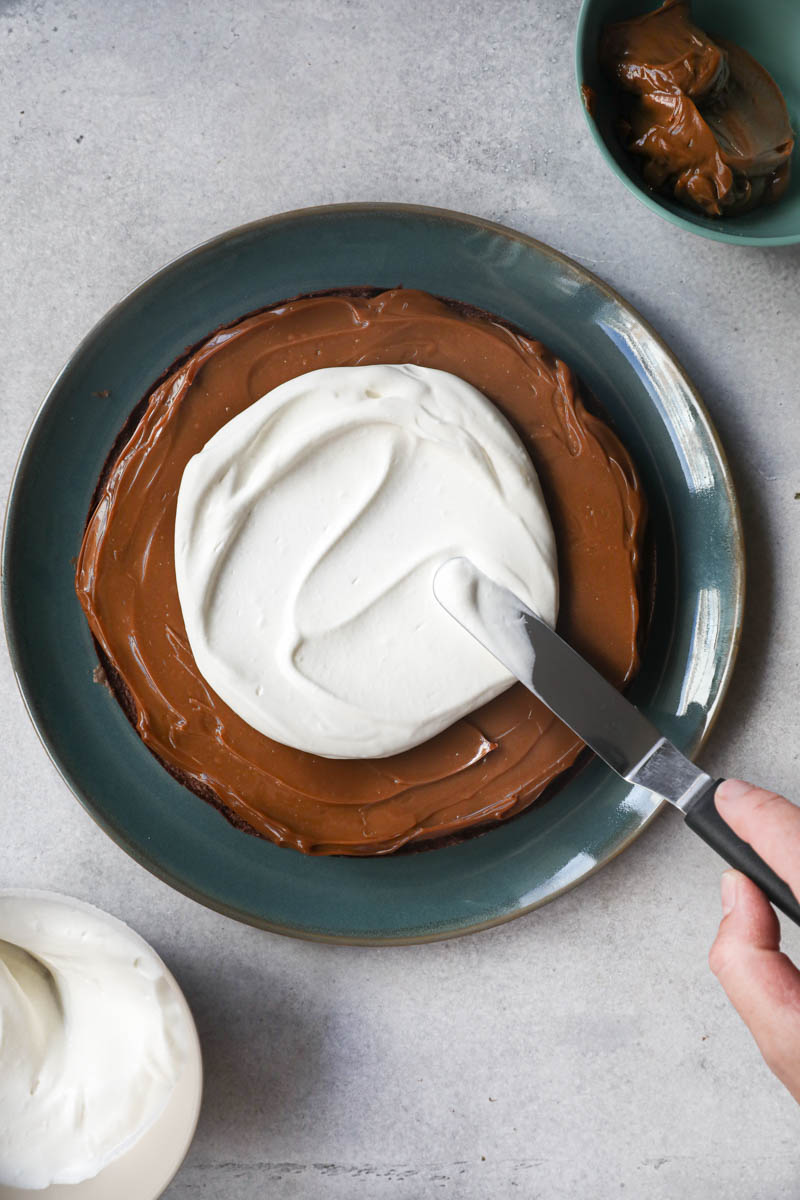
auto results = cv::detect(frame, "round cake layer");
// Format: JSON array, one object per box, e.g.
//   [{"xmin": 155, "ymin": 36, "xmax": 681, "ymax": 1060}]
[{"xmin": 76, "ymin": 289, "xmax": 645, "ymax": 855}]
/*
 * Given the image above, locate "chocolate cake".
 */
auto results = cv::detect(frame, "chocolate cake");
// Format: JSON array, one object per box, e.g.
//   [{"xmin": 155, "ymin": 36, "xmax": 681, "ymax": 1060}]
[{"xmin": 76, "ymin": 289, "xmax": 646, "ymax": 855}]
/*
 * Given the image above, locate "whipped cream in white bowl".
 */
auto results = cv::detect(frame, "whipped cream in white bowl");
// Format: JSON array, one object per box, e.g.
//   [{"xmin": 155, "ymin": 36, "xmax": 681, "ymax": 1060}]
[
  {"xmin": 175, "ymin": 363, "xmax": 558, "ymax": 759},
  {"xmin": 0, "ymin": 890, "xmax": 202, "ymax": 1198}
]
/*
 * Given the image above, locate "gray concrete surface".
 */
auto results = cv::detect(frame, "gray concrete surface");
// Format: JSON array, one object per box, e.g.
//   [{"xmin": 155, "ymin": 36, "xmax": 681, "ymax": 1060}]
[{"xmin": 2, "ymin": 1, "xmax": 800, "ymax": 1196}]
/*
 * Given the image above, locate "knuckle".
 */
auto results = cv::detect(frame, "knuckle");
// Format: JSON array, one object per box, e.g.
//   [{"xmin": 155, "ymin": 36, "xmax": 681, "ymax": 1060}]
[
  {"xmin": 708, "ymin": 935, "xmax": 731, "ymax": 977},
  {"xmin": 750, "ymin": 788, "xmax": 786, "ymax": 821}
]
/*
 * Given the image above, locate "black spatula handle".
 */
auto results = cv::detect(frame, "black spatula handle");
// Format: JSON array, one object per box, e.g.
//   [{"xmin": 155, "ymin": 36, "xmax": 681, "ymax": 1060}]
[{"xmin": 684, "ymin": 778, "xmax": 800, "ymax": 927}]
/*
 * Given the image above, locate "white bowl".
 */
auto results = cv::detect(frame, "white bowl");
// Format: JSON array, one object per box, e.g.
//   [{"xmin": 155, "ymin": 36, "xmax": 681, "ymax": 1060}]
[{"xmin": 0, "ymin": 890, "xmax": 203, "ymax": 1200}]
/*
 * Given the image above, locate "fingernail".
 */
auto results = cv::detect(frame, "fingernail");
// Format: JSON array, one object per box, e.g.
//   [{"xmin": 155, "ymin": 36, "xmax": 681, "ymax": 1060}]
[
  {"xmin": 716, "ymin": 779, "xmax": 752, "ymax": 805},
  {"xmin": 721, "ymin": 870, "xmax": 738, "ymax": 915}
]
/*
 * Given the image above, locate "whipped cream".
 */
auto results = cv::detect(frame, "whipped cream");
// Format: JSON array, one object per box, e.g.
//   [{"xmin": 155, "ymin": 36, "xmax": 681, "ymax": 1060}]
[
  {"xmin": 0, "ymin": 892, "xmax": 190, "ymax": 1189},
  {"xmin": 175, "ymin": 364, "xmax": 558, "ymax": 759}
]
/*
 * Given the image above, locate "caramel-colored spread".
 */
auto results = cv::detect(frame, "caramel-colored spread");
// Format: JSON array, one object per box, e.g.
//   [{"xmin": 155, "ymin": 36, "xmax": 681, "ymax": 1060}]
[
  {"xmin": 76, "ymin": 290, "xmax": 644, "ymax": 855},
  {"xmin": 601, "ymin": 0, "xmax": 793, "ymax": 216}
]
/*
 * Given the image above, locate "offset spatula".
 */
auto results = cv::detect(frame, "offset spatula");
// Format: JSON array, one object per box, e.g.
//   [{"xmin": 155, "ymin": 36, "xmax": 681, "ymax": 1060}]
[{"xmin": 433, "ymin": 557, "xmax": 800, "ymax": 927}]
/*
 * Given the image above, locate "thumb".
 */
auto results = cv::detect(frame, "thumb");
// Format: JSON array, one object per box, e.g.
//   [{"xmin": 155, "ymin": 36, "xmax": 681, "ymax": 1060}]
[{"xmin": 709, "ymin": 869, "xmax": 800, "ymax": 1103}]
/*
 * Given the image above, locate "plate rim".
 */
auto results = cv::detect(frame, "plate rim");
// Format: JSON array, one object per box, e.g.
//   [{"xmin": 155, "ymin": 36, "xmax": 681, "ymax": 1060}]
[{"xmin": 1, "ymin": 202, "xmax": 745, "ymax": 944}]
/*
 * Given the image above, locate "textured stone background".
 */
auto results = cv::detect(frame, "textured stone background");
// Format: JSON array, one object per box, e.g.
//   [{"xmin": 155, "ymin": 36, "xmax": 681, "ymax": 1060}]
[{"xmin": 2, "ymin": 1, "xmax": 800, "ymax": 1196}]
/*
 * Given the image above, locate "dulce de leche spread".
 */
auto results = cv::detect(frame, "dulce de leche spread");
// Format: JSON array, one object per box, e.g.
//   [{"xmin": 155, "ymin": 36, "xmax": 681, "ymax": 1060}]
[
  {"xmin": 76, "ymin": 290, "xmax": 645, "ymax": 856},
  {"xmin": 601, "ymin": 0, "xmax": 794, "ymax": 216}
]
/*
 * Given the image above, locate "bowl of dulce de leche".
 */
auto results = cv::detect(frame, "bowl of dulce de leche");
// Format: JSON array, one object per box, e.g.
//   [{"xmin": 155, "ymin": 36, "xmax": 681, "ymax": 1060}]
[{"xmin": 576, "ymin": 0, "xmax": 800, "ymax": 244}]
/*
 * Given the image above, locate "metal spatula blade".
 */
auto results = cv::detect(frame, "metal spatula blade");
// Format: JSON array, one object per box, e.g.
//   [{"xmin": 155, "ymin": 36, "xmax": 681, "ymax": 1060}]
[{"xmin": 433, "ymin": 557, "xmax": 800, "ymax": 926}]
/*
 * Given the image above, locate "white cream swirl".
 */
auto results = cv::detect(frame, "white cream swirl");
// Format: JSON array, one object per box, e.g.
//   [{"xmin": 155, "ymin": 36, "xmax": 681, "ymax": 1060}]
[
  {"xmin": 175, "ymin": 364, "xmax": 558, "ymax": 759},
  {"xmin": 0, "ymin": 893, "xmax": 190, "ymax": 1189}
]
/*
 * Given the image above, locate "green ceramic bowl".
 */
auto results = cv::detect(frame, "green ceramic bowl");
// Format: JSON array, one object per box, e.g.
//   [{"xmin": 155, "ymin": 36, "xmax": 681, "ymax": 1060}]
[
  {"xmin": 576, "ymin": 0, "xmax": 800, "ymax": 245},
  {"xmin": 2, "ymin": 204, "xmax": 743, "ymax": 943}
]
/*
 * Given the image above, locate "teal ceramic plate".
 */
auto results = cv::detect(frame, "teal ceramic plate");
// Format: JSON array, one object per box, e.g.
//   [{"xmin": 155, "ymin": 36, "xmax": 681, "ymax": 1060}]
[
  {"xmin": 2, "ymin": 204, "xmax": 743, "ymax": 943},
  {"xmin": 576, "ymin": 0, "xmax": 800, "ymax": 245}
]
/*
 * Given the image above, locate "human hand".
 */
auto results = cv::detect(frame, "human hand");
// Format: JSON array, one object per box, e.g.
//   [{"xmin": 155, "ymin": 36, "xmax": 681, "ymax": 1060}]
[{"xmin": 709, "ymin": 779, "xmax": 800, "ymax": 1103}]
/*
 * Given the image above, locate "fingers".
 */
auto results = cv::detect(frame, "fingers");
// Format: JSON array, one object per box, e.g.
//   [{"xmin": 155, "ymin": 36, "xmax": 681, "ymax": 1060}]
[
  {"xmin": 715, "ymin": 779, "xmax": 800, "ymax": 901},
  {"xmin": 709, "ymin": 869, "xmax": 800, "ymax": 1103}
]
